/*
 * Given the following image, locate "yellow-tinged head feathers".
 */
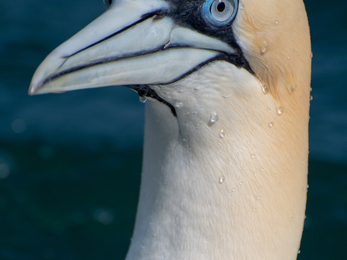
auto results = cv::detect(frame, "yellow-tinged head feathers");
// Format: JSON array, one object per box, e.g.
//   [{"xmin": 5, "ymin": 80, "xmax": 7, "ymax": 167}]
[{"xmin": 234, "ymin": 0, "xmax": 311, "ymax": 100}]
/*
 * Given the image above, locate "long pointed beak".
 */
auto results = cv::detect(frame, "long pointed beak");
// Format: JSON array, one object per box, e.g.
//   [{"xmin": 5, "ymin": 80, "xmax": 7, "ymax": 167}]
[{"xmin": 29, "ymin": 0, "xmax": 236, "ymax": 95}]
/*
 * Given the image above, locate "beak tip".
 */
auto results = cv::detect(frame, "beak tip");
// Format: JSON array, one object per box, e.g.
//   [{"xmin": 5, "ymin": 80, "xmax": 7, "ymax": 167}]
[
  {"xmin": 28, "ymin": 81, "xmax": 44, "ymax": 95},
  {"xmin": 28, "ymin": 90, "xmax": 34, "ymax": 96},
  {"xmin": 28, "ymin": 87, "xmax": 35, "ymax": 96},
  {"xmin": 28, "ymin": 83, "xmax": 38, "ymax": 95}
]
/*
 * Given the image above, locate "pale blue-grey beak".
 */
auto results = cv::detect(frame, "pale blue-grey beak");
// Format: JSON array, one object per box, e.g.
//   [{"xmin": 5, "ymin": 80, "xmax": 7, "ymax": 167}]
[{"xmin": 29, "ymin": 0, "xmax": 238, "ymax": 96}]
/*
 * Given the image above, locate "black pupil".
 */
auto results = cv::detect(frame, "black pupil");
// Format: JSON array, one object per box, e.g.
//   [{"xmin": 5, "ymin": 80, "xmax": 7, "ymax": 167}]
[
  {"xmin": 109, "ymin": 0, "xmax": 112, "ymax": 5},
  {"xmin": 217, "ymin": 1, "xmax": 225, "ymax": 12}
]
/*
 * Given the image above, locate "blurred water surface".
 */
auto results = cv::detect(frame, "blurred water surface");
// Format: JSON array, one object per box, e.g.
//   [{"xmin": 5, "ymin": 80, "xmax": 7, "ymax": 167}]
[{"xmin": 0, "ymin": 0, "xmax": 346, "ymax": 259}]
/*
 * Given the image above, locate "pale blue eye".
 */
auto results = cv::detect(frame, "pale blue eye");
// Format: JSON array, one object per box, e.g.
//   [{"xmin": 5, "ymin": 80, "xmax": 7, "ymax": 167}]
[{"xmin": 202, "ymin": 0, "xmax": 238, "ymax": 26}]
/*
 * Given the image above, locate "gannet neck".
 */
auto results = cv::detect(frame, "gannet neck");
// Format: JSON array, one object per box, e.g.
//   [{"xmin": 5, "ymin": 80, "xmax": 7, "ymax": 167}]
[{"xmin": 126, "ymin": 60, "xmax": 309, "ymax": 260}]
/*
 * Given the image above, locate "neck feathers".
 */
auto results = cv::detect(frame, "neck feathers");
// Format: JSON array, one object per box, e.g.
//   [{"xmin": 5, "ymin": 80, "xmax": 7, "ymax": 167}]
[
  {"xmin": 127, "ymin": 60, "xmax": 310, "ymax": 260},
  {"xmin": 126, "ymin": 2, "xmax": 311, "ymax": 258}
]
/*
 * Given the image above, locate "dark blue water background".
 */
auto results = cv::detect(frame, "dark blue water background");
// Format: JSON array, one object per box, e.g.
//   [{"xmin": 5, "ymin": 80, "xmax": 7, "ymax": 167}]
[{"xmin": 0, "ymin": 0, "xmax": 346, "ymax": 259}]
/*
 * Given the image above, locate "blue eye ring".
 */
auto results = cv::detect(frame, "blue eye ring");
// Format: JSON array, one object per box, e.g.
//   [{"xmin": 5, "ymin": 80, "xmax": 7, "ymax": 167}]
[{"xmin": 202, "ymin": 0, "xmax": 238, "ymax": 26}]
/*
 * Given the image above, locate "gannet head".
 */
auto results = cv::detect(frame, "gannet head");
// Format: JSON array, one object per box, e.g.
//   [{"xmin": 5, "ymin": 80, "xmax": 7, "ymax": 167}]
[
  {"xmin": 29, "ymin": 0, "xmax": 311, "ymax": 126},
  {"xmin": 29, "ymin": 1, "xmax": 311, "ymax": 258},
  {"xmin": 29, "ymin": 0, "xmax": 311, "ymax": 164}
]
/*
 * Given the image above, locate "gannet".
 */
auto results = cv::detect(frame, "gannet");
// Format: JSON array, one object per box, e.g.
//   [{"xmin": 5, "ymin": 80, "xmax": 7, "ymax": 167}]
[{"xmin": 29, "ymin": 0, "xmax": 312, "ymax": 259}]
